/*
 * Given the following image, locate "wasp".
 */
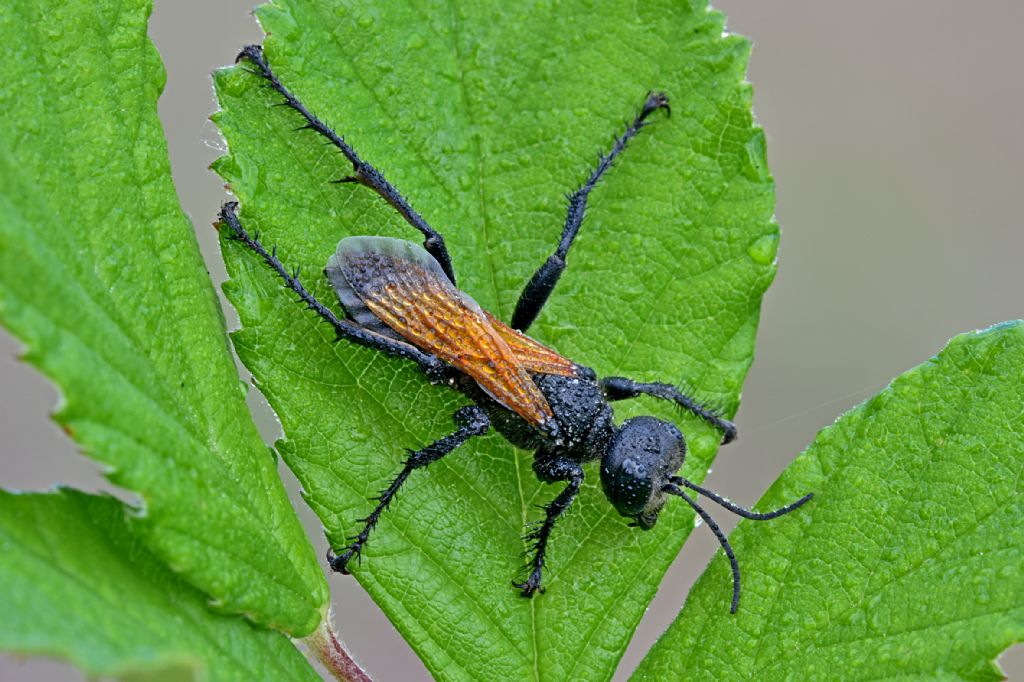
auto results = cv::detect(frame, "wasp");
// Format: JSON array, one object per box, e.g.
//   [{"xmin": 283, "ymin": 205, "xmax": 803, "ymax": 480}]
[{"xmin": 221, "ymin": 45, "xmax": 812, "ymax": 612}]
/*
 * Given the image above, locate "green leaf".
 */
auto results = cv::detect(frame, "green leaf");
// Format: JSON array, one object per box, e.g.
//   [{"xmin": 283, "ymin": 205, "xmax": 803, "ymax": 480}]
[
  {"xmin": 635, "ymin": 321, "xmax": 1024, "ymax": 680},
  {"xmin": 0, "ymin": 489, "xmax": 320, "ymax": 681},
  {"xmin": 0, "ymin": 0, "xmax": 326, "ymax": 635},
  {"xmin": 215, "ymin": 0, "xmax": 775, "ymax": 678}
]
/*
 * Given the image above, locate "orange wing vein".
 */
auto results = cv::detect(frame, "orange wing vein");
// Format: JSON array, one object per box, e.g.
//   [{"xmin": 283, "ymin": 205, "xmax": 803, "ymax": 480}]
[
  {"xmin": 483, "ymin": 312, "xmax": 576, "ymax": 378},
  {"xmin": 327, "ymin": 237, "xmax": 575, "ymax": 429}
]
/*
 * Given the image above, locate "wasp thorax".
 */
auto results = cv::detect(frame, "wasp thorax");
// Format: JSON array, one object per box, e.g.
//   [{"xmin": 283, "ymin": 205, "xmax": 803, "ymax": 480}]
[{"xmin": 600, "ymin": 416, "xmax": 686, "ymax": 529}]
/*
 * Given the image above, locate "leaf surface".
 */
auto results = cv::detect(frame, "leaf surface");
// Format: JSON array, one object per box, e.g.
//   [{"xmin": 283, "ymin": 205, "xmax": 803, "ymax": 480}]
[
  {"xmin": 214, "ymin": 0, "xmax": 777, "ymax": 678},
  {"xmin": 0, "ymin": 489, "xmax": 320, "ymax": 682},
  {"xmin": 0, "ymin": 0, "xmax": 326, "ymax": 634},
  {"xmin": 635, "ymin": 322, "xmax": 1024, "ymax": 680}
]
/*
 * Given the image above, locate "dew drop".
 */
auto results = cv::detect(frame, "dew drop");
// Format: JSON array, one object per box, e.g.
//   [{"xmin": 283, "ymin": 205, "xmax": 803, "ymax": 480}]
[
  {"xmin": 747, "ymin": 233, "xmax": 778, "ymax": 265},
  {"xmin": 218, "ymin": 69, "xmax": 250, "ymax": 97}
]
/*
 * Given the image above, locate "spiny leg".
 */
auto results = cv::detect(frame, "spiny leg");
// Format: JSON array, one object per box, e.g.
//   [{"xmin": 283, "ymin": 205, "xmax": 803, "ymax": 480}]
[
  {"xmin": 235, "ymin": 44, "xmax": 457, "ymax": 285},
  {"xmin": 328, "ymin": 405, "xmax": 490, "ymax": 573},
  {"xmin": 218, "ymin": 202, "xmax": 448, "ymax": 380},
  {"xmin": 600, "ymin": 376, "xmax": 737, "ymax": 444},
  {"xmin": 514, "ymin": 456, "xmax": 584, "ymax": 597},
  {"xmin": 511, "ymin": 91, "xmax": 671, "ymax": 331}
]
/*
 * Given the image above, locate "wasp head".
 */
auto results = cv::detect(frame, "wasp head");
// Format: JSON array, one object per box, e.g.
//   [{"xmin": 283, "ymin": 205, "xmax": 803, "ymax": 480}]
[{"xmin": 600, "ymin": 416, "xmax": 686, "ymax": 529}]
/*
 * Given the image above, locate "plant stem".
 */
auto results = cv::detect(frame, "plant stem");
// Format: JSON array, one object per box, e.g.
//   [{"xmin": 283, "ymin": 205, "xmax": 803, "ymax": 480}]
[{"xmin": 304, "ymin": 611, "xmax": 371, "ymax": 682}]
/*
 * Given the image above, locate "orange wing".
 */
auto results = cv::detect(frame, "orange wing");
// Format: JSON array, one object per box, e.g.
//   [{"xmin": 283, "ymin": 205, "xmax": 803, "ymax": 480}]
[
  {"xmin": 325, "ymin": 237, "xmax": 574, "ymax": 429},
  {"xmin": 483, "ymin": 312, "xmax": 576, "ymax": 378}
]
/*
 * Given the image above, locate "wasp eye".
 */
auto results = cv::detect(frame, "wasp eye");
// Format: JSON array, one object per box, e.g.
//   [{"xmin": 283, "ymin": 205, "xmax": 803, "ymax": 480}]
[{"xmin": 600, "ymin": 417, "xmax": 686, "ymax": 527}]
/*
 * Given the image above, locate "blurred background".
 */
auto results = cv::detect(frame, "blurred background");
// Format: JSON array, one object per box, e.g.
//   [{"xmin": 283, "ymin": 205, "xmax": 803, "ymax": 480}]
[{"xmin": 2, "ymin": 1, "xmax": 1021, "ymax": 679}]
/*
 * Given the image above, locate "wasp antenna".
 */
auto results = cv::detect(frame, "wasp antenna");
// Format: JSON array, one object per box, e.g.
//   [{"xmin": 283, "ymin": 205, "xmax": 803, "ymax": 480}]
[
  {"xmin": 664, "ymin": 482, "xmax": 741, "ymax": 613},
  {"xmin": 672, "ymin": 476, "xmax": 814, "ymax": 521}
]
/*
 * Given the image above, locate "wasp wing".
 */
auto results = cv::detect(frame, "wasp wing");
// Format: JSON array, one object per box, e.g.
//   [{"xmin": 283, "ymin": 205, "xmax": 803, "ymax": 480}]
[
  {"xmin": 483, "ymin": 312, "xmax": 576, "ymax": 378},
  {"xmin": 325, "ymin": 237, "xmax": 564, "ymax": 429}
]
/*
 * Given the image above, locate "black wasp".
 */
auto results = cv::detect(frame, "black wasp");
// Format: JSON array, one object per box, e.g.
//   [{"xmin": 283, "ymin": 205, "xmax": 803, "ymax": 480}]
[{"xmin": 221, "ymin": 44, "xmax": 811, "ymax": 613}]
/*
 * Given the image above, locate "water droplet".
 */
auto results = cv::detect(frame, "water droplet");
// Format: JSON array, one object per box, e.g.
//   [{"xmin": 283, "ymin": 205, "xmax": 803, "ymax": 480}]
[
  {"xmin": 869, "ymin": 609, "xmax": 887, "ymax": 632},
  {"xmin": 747, "ymin": 233, "xmax": 778, "ymax": 265},
  {"xmin": 693, "ymin": 514, "xmax": 703, "ymax": 528},
  {"xmin": 406, "ymin": 33, "xmax": 425, "ymax": 50},
  {"xmin": 218, "ymin": 69, "xmax": 250, "ymax": 97},
  {"xmin": 693, "ymin": 434, "xmax": 716, "ymax": 453}
]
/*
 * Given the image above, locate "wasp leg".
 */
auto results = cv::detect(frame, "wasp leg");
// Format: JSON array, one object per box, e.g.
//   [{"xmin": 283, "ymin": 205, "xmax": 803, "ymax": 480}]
[
  {"xmin": 218, "ymin": 202, "xmax": 449, "ymax": 381},
  {"xmin": 235, "ymin": 44, "xmax": 457, "ymax": 286},
  {"xmin": 600, "ymin": 376, "xmax": 737, "ymax": 444},
  {"xmin": 514, "ymin": 456, "xmax": 584, "ymax": 597},
  {"xmin": 328, "ymin": 405, "xmax": 490, "ymax": 574},
  {"xmin": 510, "ymin": 91, "xmax": 671, "ymax": 332}
]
